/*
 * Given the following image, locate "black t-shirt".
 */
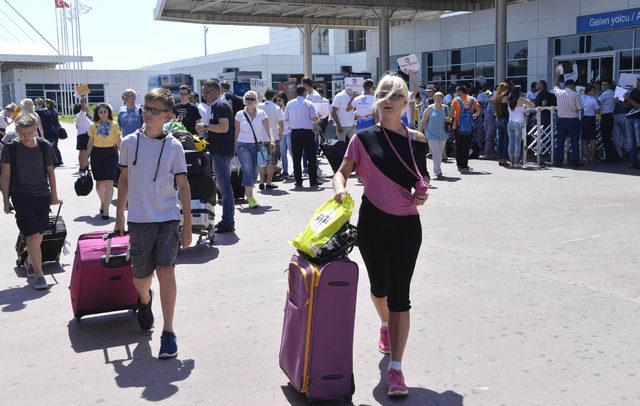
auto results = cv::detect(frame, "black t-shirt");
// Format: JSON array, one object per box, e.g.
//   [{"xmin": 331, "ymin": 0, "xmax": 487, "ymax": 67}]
[
  {"xmin": 207, "ymin": 100, "xmax": 235, "ymax": 156},
  {"xmin": 357, "ymin": 126, "xmax": 429, "ymax": 190},
  {"xmin": 534, "ymin": 90, "xmax": 557, "ymax": 122},
  {"xmin": 625, "ymin": 88, "xmax": 640, "ymax": 112},
  {"xmin": 175, "ymin": 102, "xmax": 201, "ymax": 134},
  {"xmin": 1, "ymin": 138, "xmax": 54, "ymax": 197},
  {"xmin": 224, "ymin": 92, "xmax": 245, "ymax": 115}
]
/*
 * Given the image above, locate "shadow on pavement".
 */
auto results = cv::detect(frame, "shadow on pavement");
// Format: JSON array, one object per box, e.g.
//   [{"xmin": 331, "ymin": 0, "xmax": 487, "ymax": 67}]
[
  {"xmin": 12, "ymin": 261, "xmax": 67, "ymax": 278},
  {"xmin": 434, "ymin": 176, "xmax": 462, "ymax": 183},
  {"xmin": 176, "ymin": 245, "xmax": 219, "ymax": 264},
  {"xmin": 570, "ymin": 162, "xmax": 640, "ymax": 176},
  {"xmin": 0, "ymin": 284, "xmax": 51, "ymax": 312},
  {"xmin": 74, "ymin": 215, "xmax": 115, "ymax": 226},
  {"xmin": 260, "ymin": 189, "xmax": 290, "ymax": 196},
  {"xmin": 238, "ymin": 205, "xmax": 278, "ymax": 214},
  {"xmin": 67, "ymin": 313, "xmax": 195, "ymax": 402},
  {"xmin": 372, "ymin": 357, "xmax": 464, "ymax": 406},
  {"xmin": 213, "ymin": 232, "xmax": 240, "ymax": 246}
]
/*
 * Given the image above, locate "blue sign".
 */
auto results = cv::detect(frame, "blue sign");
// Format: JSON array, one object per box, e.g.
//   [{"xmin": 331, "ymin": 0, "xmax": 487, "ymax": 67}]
[{"xmin": 577, "ymin": 8, "xmax": 640, "ymax": 33}]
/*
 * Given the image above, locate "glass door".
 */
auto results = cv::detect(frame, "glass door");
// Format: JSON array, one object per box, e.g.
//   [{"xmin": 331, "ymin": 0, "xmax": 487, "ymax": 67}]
[{"xmin": 554, "ymin": 54, "xmax": 615, "ymax": 87}]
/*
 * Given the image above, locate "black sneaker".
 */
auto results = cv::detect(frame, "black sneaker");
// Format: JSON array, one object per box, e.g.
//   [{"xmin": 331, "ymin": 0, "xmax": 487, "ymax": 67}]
[
  {"xmin": 158, "ymin": 331, "xmax": 178, "ymax": 359},
  {"xmin": 215, "ymin": 223, "xmax": 235, "ymax": 233},
  {"xmin": 137, "ymin": 289, "xmax": 154, "ymax": 331},
  {"xmin": 259, "ymin": 183, "xmax": 265, "ymax": 190},
  {"xmin": 282, "ymin": 171, "xmax": 289, "ymax": 178},
  {"xmin": 265, "ymin": 184, "xmax": 278, "ymax": 189}
]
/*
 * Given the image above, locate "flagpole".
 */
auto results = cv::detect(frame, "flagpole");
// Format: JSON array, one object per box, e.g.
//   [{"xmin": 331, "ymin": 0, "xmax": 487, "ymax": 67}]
[
  {"xmin": 76, "ymin": 0, "xmax": 83, "ymax": 71},
  {"xmin": 62, "ymin": 9, "xmax": 71, "ymax": 115},
  {"xmin": 55, "ymin": 5, "xmax": 63, "ymax": 114}
]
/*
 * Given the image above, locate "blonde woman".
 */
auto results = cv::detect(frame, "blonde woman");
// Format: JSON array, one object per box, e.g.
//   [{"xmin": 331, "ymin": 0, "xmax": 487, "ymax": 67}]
[
  {"xmin": 234, "ymin": 90, "xmax": 275, "ymax": 209},
  {"xmin": 419, "ymin": 91, "xmax": 451, "ymax": 178},
  {"xmin": 19, "ymin": 99, "xmax": 45, "ymax": 138},
  {"xmin": 333, "ymin": 74, "xmax": 429, "ymax": 398}
]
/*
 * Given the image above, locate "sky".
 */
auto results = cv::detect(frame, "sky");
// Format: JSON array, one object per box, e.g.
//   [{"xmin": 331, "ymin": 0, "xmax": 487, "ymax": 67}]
[{"xmin": 2, "ymin": 0, "xmax": 270, "ymax": 69}]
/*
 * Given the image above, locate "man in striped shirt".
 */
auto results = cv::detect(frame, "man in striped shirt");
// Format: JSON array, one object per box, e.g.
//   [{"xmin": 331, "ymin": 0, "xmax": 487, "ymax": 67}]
[{"xmin": 554, "ymin": 79, "xmax": 583, "ymax": 167}]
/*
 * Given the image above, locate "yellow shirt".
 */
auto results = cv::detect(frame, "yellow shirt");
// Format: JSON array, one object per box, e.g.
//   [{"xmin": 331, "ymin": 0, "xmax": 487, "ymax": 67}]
[{"xmin": 89, "ymin": 121, "xmax": 120, "ymax": 148}]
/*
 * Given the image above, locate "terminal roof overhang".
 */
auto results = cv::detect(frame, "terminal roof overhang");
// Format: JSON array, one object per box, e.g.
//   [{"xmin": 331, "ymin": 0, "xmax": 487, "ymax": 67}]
[{"xmin": 154, "ymin": 0, "xmax": 497, "ymax": 28}]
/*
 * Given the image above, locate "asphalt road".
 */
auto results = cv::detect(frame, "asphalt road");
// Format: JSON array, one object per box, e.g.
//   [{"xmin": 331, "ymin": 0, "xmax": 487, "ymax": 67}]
[{"xmin": 0, "ymin": 122, "xmax": 639, "ymax": 405}]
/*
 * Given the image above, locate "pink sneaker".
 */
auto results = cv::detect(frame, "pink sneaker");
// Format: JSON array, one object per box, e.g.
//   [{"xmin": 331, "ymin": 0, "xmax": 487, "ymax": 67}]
[
  {"xmin": 378, "ymin": 326, "xmax": 390, "ymax": 354},
  {"xmin": 387, "ymin": 368, "xmax": 409, "ymax": 396}
]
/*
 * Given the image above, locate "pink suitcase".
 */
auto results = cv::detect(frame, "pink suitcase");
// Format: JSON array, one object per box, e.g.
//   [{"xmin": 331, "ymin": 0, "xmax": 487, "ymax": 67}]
[
  {"xmin": 279, "ymin": 254, "xmax": 358, "ymax": 403},
  {"xmin": 70, "ymin": 231, "xmax": 138, "ymax": 320}
]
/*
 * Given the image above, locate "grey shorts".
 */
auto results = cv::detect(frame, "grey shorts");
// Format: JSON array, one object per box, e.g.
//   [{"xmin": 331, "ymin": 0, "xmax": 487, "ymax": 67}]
[{"xmin": 128, "ymin": 220, "xmax": 180, "ymax": 279}]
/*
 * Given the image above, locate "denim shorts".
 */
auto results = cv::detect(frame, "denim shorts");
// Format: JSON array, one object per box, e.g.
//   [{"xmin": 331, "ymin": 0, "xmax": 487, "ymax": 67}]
[{"xmin": 128, "ymin": 220, "xmax": 180, "ymax": 279}]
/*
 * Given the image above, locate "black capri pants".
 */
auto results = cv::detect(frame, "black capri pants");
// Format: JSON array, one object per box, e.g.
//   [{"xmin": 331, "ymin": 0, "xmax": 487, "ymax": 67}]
[{"xmin": 357, "ymin": 196, "xmax": 422, "ymax": 312}]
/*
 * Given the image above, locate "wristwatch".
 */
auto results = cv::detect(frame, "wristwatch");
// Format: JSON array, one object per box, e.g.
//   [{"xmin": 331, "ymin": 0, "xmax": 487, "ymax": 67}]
[{"xmin": 203, "ymin": 123, "xmax": 208, "ymax": 129}]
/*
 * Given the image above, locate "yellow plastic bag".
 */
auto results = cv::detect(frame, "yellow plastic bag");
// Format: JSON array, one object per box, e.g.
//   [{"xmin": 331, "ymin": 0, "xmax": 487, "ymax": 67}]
[{"xmin": 290, "ymin": 195, "xmax": 355, "ymax": 257}]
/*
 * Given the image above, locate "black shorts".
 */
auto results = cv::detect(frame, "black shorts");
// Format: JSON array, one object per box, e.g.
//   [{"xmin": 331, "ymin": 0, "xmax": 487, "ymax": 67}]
[
  {"xmin": 12, "ymin": 192, "xmax": 51, "ymax": 237},
  {"xmin": 357, "ymin": 196, "xmax": 422, "ymax": 312},
  {"xmin": 76, "ymin": 133, "xmax": 89, "ymax": 150}
]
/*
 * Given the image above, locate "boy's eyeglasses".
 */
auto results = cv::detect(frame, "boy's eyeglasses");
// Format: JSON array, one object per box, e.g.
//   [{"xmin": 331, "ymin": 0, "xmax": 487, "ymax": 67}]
[{"xmin": 142, "ymin": 105, "xmax": 169, "ymax": 116}]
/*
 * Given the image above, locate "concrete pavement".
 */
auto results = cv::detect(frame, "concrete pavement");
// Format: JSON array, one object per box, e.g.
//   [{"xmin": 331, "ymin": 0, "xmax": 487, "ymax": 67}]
[{"xmin": 0, "ymin": 122, "xmax": 639, "ymax": 405}]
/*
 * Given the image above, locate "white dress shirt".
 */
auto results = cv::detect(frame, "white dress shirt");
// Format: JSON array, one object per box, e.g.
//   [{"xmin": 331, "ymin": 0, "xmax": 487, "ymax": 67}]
[
  {"xmin": 284, "ymin": 96, "xmax": 316, "ymax": 130},
  {"xmin": 258, "ymin": 100, "xmax": 284, "ymax": 139},
  {"xmin": 597, "ymin": 89, "xmax": 615, "ymax": 114},
  {"xmin": 306, "ymin": 89, "xmax": 323, "ymax": 103}
]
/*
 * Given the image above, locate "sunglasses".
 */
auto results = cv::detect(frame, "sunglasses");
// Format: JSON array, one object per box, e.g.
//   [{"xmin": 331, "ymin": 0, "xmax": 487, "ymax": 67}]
[
  {"xmin": 142, "ymin": 105, "xmax": 169, "ymax": 116},
  {"xmin": 376, "ymin": 92, "xmax": 405, "ymax": 101},
  {"xmin": 245, "ymin": 98, "xmax": 257, "ymax": 102}
]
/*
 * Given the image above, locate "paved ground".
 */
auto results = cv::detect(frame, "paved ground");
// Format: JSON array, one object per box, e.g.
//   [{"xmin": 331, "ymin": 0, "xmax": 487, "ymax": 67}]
[{"xmin": 1, "ymin": 122, "xmax": 639, "ymax": 406}]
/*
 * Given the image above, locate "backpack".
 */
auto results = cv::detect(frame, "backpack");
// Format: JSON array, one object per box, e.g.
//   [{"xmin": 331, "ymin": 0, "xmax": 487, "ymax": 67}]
[
  {"xmin": 7, "ymin": 138, "xmax": 49, "ymax": 195},
  {"xmin": 456, "ymin": 96, "xmax": 475, "ymax": 134}
]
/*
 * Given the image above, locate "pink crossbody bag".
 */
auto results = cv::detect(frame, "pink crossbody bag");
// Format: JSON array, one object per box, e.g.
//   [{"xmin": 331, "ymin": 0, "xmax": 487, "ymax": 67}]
[{"xmin": 380, "ymin": 125, "xmax": 429, "ymax": 200}]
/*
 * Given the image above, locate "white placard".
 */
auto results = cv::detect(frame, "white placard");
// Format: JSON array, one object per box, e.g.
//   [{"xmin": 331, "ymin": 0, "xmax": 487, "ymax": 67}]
[
  {"xmin": 614, "ymin": 86, "xmax": 629, "ymax": 101},
  {"xmin": 555, "ymin": 63, "xmax": 564, "ymax": 76},
  {"xmin": 314, "ymin": 102, "xmax": 330, "ymax": 119},
  {"xmin": 576, "ymin": 86, "xmax": 585, "ymax": 95},
  {"xmin": 618, "ymin": 73, "xmax": 637, "ymax": 90},
  {"xmin": 249, "ymin": 78, "xmax": 268, "ymax": 94},
  {"xmin": 564, "ymin": 64, "xmax": 579, "ymax": 82},
  {"xmin": 397, "ymin": 54, "xmax": 420, "ymax": 74},
  {"xmin": 344, "ymin": 77, "xmax": 364, "ymax": 94}
]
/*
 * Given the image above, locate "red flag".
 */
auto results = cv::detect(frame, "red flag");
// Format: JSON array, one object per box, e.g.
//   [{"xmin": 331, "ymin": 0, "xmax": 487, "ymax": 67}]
[{"xmin": 55, "ymin": 0, "xmax": 70, "ymax": 8}]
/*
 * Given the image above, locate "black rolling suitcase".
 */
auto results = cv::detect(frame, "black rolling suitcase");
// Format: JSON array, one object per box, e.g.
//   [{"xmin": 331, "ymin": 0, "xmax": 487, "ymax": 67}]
[
  {"xmin": 320, "ymin": 134, "xmax": 347, "ymax": 174},
  {"xmin": 15, "ymin": 202, "xmax": 66, "ymax": 266},
  {"xmin": 185, "ymin": 150, "xmax": 212, "ymax": 176},
  {"xmin": 188, "ymin": 174, "xmax": 217, "ymax": 206}
]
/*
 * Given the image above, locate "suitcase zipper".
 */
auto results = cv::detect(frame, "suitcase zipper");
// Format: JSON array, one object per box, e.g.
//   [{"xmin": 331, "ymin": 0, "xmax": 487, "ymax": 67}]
[{"xmin": 300, "ymin": 264, "xmax": 321, "ymax": 394}]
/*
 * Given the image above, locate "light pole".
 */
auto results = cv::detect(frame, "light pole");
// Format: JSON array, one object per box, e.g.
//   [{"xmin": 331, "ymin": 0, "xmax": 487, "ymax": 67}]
[{"xmin": 204, "ymin": 26, "xmax": 208, "ymax": 56}]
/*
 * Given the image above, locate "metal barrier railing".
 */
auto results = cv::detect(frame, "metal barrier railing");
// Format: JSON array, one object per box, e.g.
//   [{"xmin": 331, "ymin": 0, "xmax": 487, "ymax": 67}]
[{"xmin": 523, "ymin": 106, "xmax": 556, "ymax": 167}]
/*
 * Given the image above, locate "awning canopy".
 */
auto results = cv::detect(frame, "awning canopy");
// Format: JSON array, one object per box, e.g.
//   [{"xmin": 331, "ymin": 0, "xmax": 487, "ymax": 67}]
[{"xmin": 154, "ymin": 0, "xmax": 496, "ymax": 28}]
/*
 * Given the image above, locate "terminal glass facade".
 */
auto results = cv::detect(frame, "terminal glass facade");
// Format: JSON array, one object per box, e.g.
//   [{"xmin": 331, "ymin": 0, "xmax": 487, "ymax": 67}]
[
  {"xmin": 425, "ymin": 41, "xmax": 528, "ymax": 92},
  {"xmin": 25, "ymin": 83, "xmax": 105, "ymax": 106}
]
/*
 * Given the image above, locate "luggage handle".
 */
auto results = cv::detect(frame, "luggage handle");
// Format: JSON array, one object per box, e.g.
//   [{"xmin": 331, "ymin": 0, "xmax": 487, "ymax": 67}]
[
  {"xmin": 103, "ymin": 231, "xmax": 130, "ymax": 264},
  {"xmin": 50, "ymin": 201, "xmax": 63, "ymax": 233}
]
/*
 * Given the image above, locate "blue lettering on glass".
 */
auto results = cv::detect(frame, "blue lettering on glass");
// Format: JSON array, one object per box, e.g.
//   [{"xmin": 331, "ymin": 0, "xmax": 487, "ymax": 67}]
[{"xmin": 577, "ymin": 8, "xmax": 640, "ymax": 33}]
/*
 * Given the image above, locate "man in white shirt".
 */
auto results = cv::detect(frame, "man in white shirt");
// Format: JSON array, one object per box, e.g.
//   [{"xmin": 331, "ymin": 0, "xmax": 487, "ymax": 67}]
[
  {"xmin": 554, "ymin": 79, "xmax": 583, "ymax": 167},
  {"xmin": 258, "ymin": 88, "xmax": 284, "ymax": 182},
  {"xmin": 284, "ymin": 85, "xmax": 319, "ymax": 188},
  {"xmin": 302, "ymin": 77, "xmax": 323, "ymax": 103},
  {"xmin": 349, "ymin": 79, "xmax": 376, "ymax": 131},
  {"xmin": 598, "ymin": 80, "xmax": 618, "ymax": 162},
  {"xmin": 330, "ymin": 89, "xmax": 356, "ymax": 142}
]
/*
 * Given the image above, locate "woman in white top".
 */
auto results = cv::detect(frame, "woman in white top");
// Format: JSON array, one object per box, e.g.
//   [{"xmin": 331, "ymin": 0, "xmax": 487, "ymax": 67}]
[
  {"xmin": 74, "ymin": 95, "xmax": 93, "ymax": 170},
  {"xmin": 581, "ymin": 85, "xmax": 600, "ymax": 164},
  {"xmin": 505, "ymin": 86, "xmax": 534, "ymax": 168},
  {"xmin": 348, "ymin": 78, "xmax": 376, "ymax": 131},
  {"xmin": 276, "ymin": 92, "xmax": 292, "ymax": 177},
  {"xmin": 234, "ymin": 90, "xmax": 275, "ymax": 209}
]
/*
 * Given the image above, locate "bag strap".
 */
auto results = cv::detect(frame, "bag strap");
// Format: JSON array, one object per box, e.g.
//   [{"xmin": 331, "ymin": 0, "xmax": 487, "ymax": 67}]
[
  {"xmin": 243, "ymin": 110, "xmax": 260, "ymax": 146},
  {"xmin": 379, "ymin": 124, "xmax": 423, "ymax": 182}
]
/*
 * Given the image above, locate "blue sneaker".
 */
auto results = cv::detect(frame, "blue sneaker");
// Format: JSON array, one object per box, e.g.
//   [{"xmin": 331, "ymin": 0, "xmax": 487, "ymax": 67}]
[
  {"xmin": 137, "ymin": 289, "xmax": 154, "ymax": 331},
  {"xmin": 159, "ymin": 331, "xmax": 178, "ymax": 359},
  {"xmin": 33, "ymin": 276, "xmax": 48, "ymax": 290}
]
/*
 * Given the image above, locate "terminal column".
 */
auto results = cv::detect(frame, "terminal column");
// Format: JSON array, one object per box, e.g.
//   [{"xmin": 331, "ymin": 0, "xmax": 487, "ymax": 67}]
[
  {"xmin": 495, "ymin": 0, "xmax": 507, "ymax": 83},
  {"xmin": 303, "ymin": 23, "xmax": 313, "ymax": 78},
  {"xmin": 379, "ymin": 6, "xmax": 390, "ymax": 77}
]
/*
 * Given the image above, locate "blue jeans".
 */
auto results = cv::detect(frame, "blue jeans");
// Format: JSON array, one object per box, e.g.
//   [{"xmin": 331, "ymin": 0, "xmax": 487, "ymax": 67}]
[
  {"xmin": 625, "ymin": 117, "xmax": 640, "ymax": 165},
  {"xmin": 237, "ymin": 142, "xmax": 258, "ymax": 187},
  {"xmin": 280, "ymin": 133, "xmax": 291, "ymax": 173},
  {"xmin": 496, "ymin": 116, "xmax": 509, "ymax": 160},
  {"xmin": 555, "ymin": 117, "xmax": 581, "ymax": 166},
  {"xmin": 211, "ymin": 153, "xmax": 234, "ymax": 226},
  {"xmin": 507, "ymin": 121, "xmax": 524, "ymax": 158}
]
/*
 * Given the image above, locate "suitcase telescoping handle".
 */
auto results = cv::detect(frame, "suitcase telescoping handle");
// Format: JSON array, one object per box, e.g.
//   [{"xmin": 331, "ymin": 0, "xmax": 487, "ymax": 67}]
[
  {"xmin": 50, "ymin": 201, "xmax": 63, "ymax": 233},
  {"xmin": 103, "ymin": 231, "xmax": 130, "ymax": 264}
]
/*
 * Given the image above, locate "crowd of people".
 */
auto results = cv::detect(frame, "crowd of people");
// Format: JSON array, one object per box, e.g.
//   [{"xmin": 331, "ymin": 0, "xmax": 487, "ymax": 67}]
[{"xmin": 1, "ymin": 69, "xmax": 639, "ymax": 397}]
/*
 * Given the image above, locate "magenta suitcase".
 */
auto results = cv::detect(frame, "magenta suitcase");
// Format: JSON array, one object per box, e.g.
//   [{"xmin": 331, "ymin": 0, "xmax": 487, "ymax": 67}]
[
  {"xmin": 279, "ymin": 254, "xmax": 358, "ymax": 403},
  {"xmin": 70, "ymin": 231, "xmax": 138, "ymax": 320}
]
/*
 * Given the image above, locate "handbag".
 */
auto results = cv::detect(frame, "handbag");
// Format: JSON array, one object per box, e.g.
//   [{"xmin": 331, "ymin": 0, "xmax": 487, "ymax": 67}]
[
  {"xmin": 380, "ymin": 125, "xmax": 429, "ymax": 199},
  {"xmin": 243, "ymin": 111, "xmax": 269, "ymax": 168},
  {"xmin": 58, "ymin": 127, "xmax": 68, "ymax": 140}
]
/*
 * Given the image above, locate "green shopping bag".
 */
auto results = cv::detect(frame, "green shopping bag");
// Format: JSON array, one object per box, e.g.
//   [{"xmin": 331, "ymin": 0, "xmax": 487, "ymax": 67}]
[{"xmin": 290, "ymin": 195, "xmax": 355, "ymax": 257}]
